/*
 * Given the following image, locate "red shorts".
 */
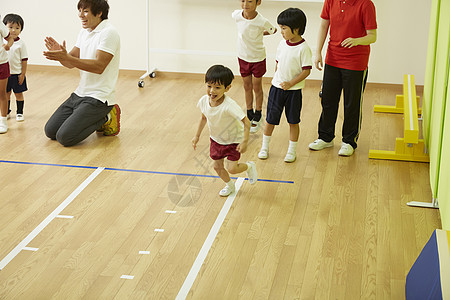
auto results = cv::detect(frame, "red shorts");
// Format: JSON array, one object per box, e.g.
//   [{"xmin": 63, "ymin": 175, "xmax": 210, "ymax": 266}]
[
  {"xmin": 210, "ymin": 138, "xmax": 241, "ymax": 161},
  {"xmin": 238, "ymin": 58, "xmax": 266, "ymax": 78},
  {"xmin": 0, "ymin": 62, "xmax": 10, "ymax": 80}
]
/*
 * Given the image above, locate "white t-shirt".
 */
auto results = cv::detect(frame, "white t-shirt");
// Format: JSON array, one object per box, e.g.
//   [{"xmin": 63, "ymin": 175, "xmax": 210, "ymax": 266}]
[
  {"xmin": 7, "ymin": 38, "xmax": 28, "ymax": 75},
  {"xmin": 0, "ymin": 22, "xmax": 10, "ymax": 64},
  {"xmin": 74, "ymin": 20, "xmax": 120, "ymax": 105},
  {"xmin": 272, "ymin": 39, "xmax": 313, "ymax": 90},
  {"xmin": 232, "ymin": 9, "xmax": 276, "ymax": 63},
  {"xmin": 197, "ymin": 94, "xmax": 246, "ymax": 145}
]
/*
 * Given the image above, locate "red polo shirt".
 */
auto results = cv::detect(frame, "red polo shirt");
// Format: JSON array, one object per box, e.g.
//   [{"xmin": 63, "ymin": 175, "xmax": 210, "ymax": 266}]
[{"xmin": 321, "ymin": 0, "xmax": 377, "ymax": 71}]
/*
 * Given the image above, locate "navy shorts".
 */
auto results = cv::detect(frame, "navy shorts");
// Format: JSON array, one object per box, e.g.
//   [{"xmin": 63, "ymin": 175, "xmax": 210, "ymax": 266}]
[
  {"xmin": 210, "ymin": 138, "xmax": 241, "ymax": 161},
  {"xmin": 7, "ymin": 74, "xmax": 28, "ymax": 93},
  {"xmin": 238, "ymin": 58, "xmax": 266, "ymax": 78},
  {"xmin": 266, "ymin": 85, "xmax": 302, "ymax": 125}
]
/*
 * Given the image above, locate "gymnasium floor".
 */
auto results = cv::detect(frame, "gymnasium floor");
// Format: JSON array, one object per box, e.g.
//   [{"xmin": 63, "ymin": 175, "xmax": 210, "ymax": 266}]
[{"xmin": 0, "ymin": 67, "xmax": 441, "ymax": 299}]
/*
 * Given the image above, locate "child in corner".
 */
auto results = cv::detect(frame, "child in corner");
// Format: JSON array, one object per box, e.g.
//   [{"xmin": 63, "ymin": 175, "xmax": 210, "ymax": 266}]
[
  {"xmin": 258, "ymin": 8, "xmax": 312, "ymax": 163},
  {"xmin": 232, "ymin": 0, "xmax": 276, "ymax": 133},
  {"xmin": 3, "ymin": 14, "xmax": 28, "ymax": 122},
  {"xmin": 0, "ymin": 15, "xmax": 14, "ymax": 133},
  {"xmin": 192, "ymin": 65, "xmax": 258, "ymax": 197}
]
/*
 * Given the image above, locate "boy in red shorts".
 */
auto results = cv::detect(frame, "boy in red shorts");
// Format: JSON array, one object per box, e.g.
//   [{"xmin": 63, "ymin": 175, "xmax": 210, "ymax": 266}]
[{"xmin": 192, "ymin": 65, "xmax": 258, "ymax": 196}]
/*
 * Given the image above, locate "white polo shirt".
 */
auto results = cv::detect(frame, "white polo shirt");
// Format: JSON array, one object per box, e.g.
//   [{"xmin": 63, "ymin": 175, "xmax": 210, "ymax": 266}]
[
  {"xmin": 232, "ymin": 10, "xmax": 276, "ymax": 63},
  {"xmin": 8, "ymin": 38, "xmax": 28, "ymax": 75},
  {"xmin": 74, "ymin": 20, "xmax": 120, "ymax": 105},
  {"xmin": 197, "ymin": 95, "xmax": 246, "ymax": 145},
  {"xmin": 0, "ymin": 22, "xmax": 10, "ymax": 64},
  {"xmin": 272, "ymin": 39, "xmax": 313, "ymax": 90}
]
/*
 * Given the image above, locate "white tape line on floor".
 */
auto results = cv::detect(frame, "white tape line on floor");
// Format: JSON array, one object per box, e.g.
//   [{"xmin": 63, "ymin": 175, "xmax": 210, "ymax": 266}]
[{"xmin": 0, "ymin": 167, "xmax": 104, "ymax": 270}]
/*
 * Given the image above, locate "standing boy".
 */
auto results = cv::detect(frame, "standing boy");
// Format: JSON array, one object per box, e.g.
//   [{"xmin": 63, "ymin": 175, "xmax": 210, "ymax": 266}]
[
  {"xmin": 192, "ymin": 65, "xmax": 258, "ymax": 197},
  {"xmin": 3, "ymin": 14, "xmax": 28, "ymax": 122},
  {"xmin": 43, "ymin": 0, "xmax": 121, "ymax": 147},
  {"xmin": 309, "ymin": 0, "xmax": 377, "ymax": 156},
  {"xmin": 232, "ymin": 0, "xmax": 276, "ymax": 133},
  {"xmin": 258, "ymin": 8, "xmax": 312, "ymax": 163}
]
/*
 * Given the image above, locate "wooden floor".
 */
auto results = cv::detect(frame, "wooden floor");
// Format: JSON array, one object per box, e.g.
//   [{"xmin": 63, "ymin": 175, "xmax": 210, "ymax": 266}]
[{"xmin": 0, "ymin": 67, "xmax": 441, "ymax": 299}]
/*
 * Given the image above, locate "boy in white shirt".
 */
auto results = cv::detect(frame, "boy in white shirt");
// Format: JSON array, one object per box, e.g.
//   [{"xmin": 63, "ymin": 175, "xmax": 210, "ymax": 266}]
[
  {"xmin": 258, "ymin": 8, "xmax": 312, "ymax": 163},
  {"xmin": 192, "ymin": 65, "xmax": 258, "ymax": 197},
  {"xmin": 3, "ymin": 14, "xmax": 28, "ymax": 122},
  {"xmin": 0, "ymin": 17, "xmax": 14, "ymax": 133},
  {"xmin": 232, "ymin": 0, "xmax": 276, "ymax": 133}
]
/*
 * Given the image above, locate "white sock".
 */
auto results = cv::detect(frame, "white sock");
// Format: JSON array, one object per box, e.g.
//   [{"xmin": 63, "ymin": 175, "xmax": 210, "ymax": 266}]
[
  {"xmin": 226, "ymin": 180, "xmax": 234, "ymax": 187},
  {"xmin": 288, "ymin": 140, "xmax": 298, "ymax": 154},
  {"xmin": 261, "ymin": 134, "xmax": 271, "ymax": 150},
  {"xmin": 0, "ymin": 116, "xmax": 7, "ymax": 124}
]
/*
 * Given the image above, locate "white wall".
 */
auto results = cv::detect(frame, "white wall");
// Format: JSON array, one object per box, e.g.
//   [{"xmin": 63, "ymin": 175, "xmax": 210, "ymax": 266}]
[{"xmin": 1, "ymin": 0, "xmax": 431, "ymax": 84}]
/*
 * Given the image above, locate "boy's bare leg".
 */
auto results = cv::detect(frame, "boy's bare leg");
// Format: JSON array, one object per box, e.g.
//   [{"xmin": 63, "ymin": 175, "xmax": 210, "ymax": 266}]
[
  {"xmin": 253, "ymin": 76, "xmax": 263, "ymax": 111},
  {"xmin": 0, "ymin": 79, "xmax": 8, "ymax": 117},
  {"xmin": 263, "ymin": 123, "xmax": 275, "ymax": 137},
  {"xmin": 226, "ymin": 160, "xmax": 248, "ymax": 174},
  {"xmin": 289, "ymin": 123, "xmax": 299, "ymax": 142},
  {"xmin": 213, "ymin": 159, "xmax": 231, "ymax": 183},
  {"xmin": 242, "ymin": 75, "xmax": 254, "ymax": 111}
]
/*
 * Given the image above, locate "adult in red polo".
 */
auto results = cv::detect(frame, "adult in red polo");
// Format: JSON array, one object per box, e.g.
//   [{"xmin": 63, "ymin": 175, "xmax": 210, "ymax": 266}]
[{"xmin": 309, "ymin": 0, "xmax": 377, "ymax": 156}]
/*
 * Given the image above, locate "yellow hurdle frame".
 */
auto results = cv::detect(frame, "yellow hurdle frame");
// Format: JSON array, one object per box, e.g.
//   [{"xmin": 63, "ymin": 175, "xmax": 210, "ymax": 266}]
[{"xmin": 369, "ymin": 74, "xmax": 429, "ymax": 162}]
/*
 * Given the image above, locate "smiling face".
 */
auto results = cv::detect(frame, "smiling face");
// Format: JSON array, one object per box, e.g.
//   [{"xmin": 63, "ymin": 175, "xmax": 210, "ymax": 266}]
[
  {"xmin": 78, "ymin": 6, "xmax": 102, "ymax": 31},
  {"xmin": 6, "ymin": 22, "xmax": 22, "ymax": 39},
  {"xmin": 240, "ymin": 0, "xmax": 260, "ymax": 18},
  {"xmin": 206, "ymin": 81, "xmax": 230, "ymax": 106}
]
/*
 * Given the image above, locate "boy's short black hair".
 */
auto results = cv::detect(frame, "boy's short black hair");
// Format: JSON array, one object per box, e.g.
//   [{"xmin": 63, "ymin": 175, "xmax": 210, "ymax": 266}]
[
  {"xmin": 277, "ymin": 8, "xmax": 307, "ymax": 35},
  {"xmin": 205, "ymin": 65, "xmax": 234, "ymax": 88},
  {"xmin": 3, "ymin": 14, "xmax": 24, "ymax": 31},
  {"xmin": 77, "ymin": 0, "xmax": 110, "ymax": 20}
]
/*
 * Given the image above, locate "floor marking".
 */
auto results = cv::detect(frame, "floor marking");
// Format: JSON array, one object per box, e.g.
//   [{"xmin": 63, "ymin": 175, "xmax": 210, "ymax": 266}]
[
  {"xmin": 176, "ymin": 177, "xmax": 245, "ymax": 300},
  {"xmin": 22, "ymin": 247, "xmax": 39, "ymax": 252},
  {"xmin": 120, "ymin": 275, "xmax": 134, "ymax": 280},
  {"xmin": 56, "ymin": 215, "xmax": 74, "ymax": 219},
  {"xmin": 0, "ymin": 167, "xmax": 104, "ymax": 271},
  {"xmin": 139, "ymin": 251, "xmax": 150, "ymax": 255},
  {"xmin": 0, "ymin": 160, "xmax": 294, "ymax": 184},
  {"xmin": 154, "ymin": 229, "xmax": 165, "ymax": 232},
  {"xmin": 165, "ymin": 210, "xmax": 177, "ymax": 214}
]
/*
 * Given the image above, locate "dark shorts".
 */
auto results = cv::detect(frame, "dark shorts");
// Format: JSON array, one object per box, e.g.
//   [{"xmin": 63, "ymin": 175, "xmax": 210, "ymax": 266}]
[
  {"xmin": 210, "ymin": 138, "xmax": 241, "ymax": 161},
  {"xmin": 7, "ymin": 74, "xmax": 28, "ymax": 93},
  {"xmin": 266, "ymin": 85, "xmax": 302, "ymax": 125},
  {"xmin": 238, "ymin": 58, "xmax": 266, "ymax": 78},
  {"xmin": 0, "ymin": 62, "xmax": 10, "ymax": 80}
]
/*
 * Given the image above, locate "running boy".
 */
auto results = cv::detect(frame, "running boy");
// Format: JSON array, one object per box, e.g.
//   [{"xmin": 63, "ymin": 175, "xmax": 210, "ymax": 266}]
[
  {"xmin": 232, "ymin": 0, "xmax": 276, "ymax": 133},
  {"xmin": 0, "ymin": 16, "xmax": 14, "ymax": 133},
  {"xmin": 3, "ymin": 14, "xmax": 28, "ymax": 122},
  {"xmin": 258, "ymin": 8, "xmax": 312, "ymax": 162},
  {"xmin": 192, "ymin": 65, "xmax": 258, "ymax": 197}
]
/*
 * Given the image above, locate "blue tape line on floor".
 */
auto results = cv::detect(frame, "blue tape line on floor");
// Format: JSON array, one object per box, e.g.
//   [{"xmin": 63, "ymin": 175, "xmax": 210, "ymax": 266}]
[{"xmin": 0, "ymin": 160, "xmax": 294, "ymax": 184}]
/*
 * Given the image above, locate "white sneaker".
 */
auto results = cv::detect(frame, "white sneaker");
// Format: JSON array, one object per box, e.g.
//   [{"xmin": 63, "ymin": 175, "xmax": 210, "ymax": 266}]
[
  {"xmin": 0, "ymin": 118, "xmax": 8, "ymax": 134},
  {"xmin": 258, "ymin": 148, "xmax": 269, "ymax": 160},
  {"xmin": 219, "ymin": 183, "xmax": 235, "ymax": 197},
  {"xmin": 284, "ymin": 152, "xmax": 296, "ymax": 163},
  {"xmin": 250, "ymin": 120, "xmax": 262, "ymax": 133},
  {"xmin": 338, "ymin": 143, "xmax": 355, "ymax": 156},
  {"xmin": 246, "ymin": 161, "xmax": 258, "ymax": 184},
  {"xmin": 309, "ymin": 139, "xmax": 334, "ymax": 150},
  {"xmin": 16, "ymin": 114, "xmax": 24, "ymax": 122}
]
